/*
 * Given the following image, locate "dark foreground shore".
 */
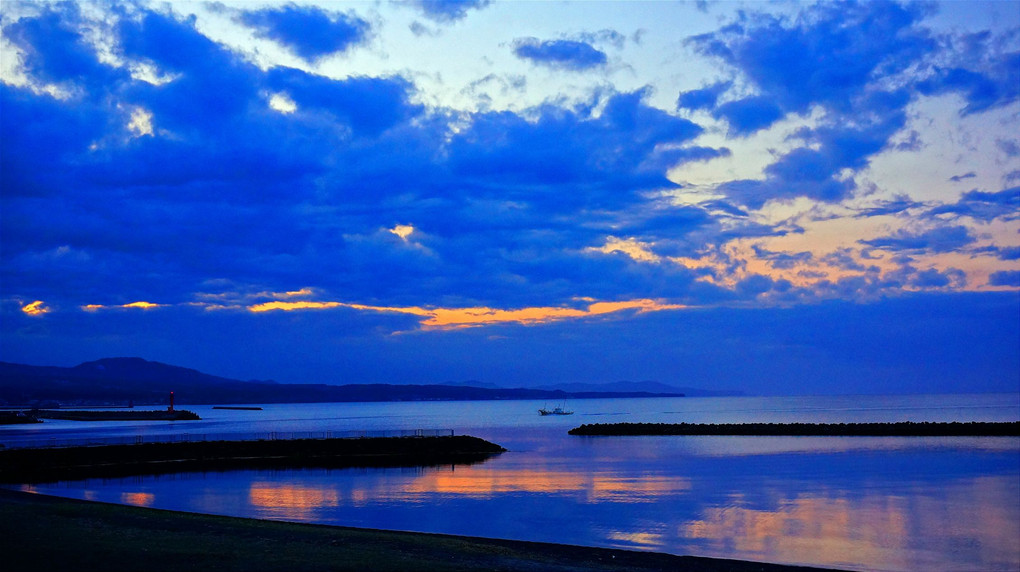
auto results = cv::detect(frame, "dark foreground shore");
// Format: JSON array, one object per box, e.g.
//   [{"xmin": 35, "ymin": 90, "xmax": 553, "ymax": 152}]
[{"xmin": 0, "ymin": 488, "xmax": 837, "ymax": 572}]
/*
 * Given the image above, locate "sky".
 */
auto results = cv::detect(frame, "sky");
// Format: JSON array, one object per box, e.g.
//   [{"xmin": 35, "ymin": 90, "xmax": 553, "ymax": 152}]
[{"xmin": 1, "ymin": 0, "xmax": 1018, "ymax": 395}]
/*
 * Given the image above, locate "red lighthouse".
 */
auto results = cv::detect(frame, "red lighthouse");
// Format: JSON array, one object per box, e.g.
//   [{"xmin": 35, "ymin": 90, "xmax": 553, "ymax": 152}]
[{"xmin": 168, "ymin": 391, "xmax": 175, "ymax": 412}]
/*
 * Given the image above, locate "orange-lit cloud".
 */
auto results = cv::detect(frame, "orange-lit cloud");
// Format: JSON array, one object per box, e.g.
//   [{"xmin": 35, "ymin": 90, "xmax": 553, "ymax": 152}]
[
  {"xmin": 248, "ymin": 300, "xmax": 345, "ymax": 312},
  {"xmin": 80, "ymin": 301, "xmax": 162, "ymax": 311},
  {"xmin": 389, "ymin": 224, "xmax": 415, "ymax": 241},
  {"xmin": 123, "ymin": 301, "xmax": 160, "ymax": 308},
  {"xmin": 20, "ymin": 300, "xmax": 49, "ymax": 316},
  {"xmin": 247, "ymin": 297, "xmax": 686, "ymax": 329}
]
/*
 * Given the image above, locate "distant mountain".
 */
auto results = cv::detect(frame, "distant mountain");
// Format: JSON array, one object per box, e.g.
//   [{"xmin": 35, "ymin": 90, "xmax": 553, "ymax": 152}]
[
  {"xmin": 535, "ymin": 380, "xmax": 743, "ymax": 397},
  {"xmin": 0, "ymin": 358, "xmax": 685, "ymax": 406}
]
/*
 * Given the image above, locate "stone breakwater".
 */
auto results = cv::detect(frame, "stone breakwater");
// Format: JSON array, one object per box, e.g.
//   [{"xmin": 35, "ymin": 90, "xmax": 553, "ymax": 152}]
[
  {"xmin": 0, "ymin": 435, "xmax": 507, "ymax": 483},
  {"xmin": 568, "ymin": 421, "xmax": 1020, "ymax": 436}
]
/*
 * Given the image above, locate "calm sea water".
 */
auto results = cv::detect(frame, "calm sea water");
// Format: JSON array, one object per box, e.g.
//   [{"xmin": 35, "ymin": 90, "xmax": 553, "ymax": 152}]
[{"xmin": 3, "ymin": 394, "xmax": 1019, "ymax": 572}]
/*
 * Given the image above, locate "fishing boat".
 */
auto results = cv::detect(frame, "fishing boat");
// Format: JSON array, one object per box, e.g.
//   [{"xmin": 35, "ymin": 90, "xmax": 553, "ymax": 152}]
[{"xmin": 539, "ymin": 405, "xmax": 573, "ymax": 415}]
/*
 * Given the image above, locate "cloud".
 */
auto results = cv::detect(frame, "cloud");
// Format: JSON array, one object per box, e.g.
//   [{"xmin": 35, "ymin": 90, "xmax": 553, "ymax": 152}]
[
  {"xmin": 854, "ymin": 196, "xmax": 926, "ymax": 218},
  {"xmin": 410, "ymin": 0, "xmax": 490, "ymax": 23},
  {"xmin": 910, "ymin": 267, "xmax": 966, "ymax": 289},
  {"xmin": 511, "ymin": 38, "xmax": 607, "ymax": 71},
  {"xmin": 949, "ymin": 171, "xmax": 977, "ymax": 182},
  {"xmin": 578, "ymin": 29, "xmax": 627, "ymax": 50},
  {"xmin": 248, "ymin": 297, "xmax": 686, "ymax": 330},
  {"xmin": 751, "ymin": 245, "xmax": 813, "ymax": 269},
  {"xmin": 916, "ymin": 31, "xmax": 1020, "ymax": 115},
  {"xmin": 680, "ymin": 2, "xmax": 937, "ymax": 208},
  {"xmin": 237, "ymin": 4, "xmax": 371, "ymax": 63},
  {"xmin": 20, "ymin": 300, "xmax": 50, "ymax": 316},
  {"xmin": 994, "ymin": 246, "xmax": 1020, "ymax": 261},
  {"xmin": 688, "ymin": 1, "xmax": 934, "ymax": 114},
  {"xmin": 1, "ymin": 5, "xmax": 732, "ymax": 315},
  {"xmin": 997, "ymin": 138, "xmax": 1020, "ymax": 158},
  {"xmin": 1, "ymin": 3, "xmax": 127, "ymax": 93},
  {"xmin": 988, "ymin": 270, "xmax": 1020, "ymax": 287},
  {"xmin": 927, "ymin": 187, "xmax": 1020, "ymax": 222},
  {"xmin": 677, "ymin": 81, "xmax": 732, "ymax": 112},
  {"xmin": 266, "ymin": 66, "xmax": 424, "ymax": 137},
  {"xmin": 711, "ymin": 95, "xmax": 784, "ymax": 136},
  {"xmin": 858, "ymin": 225, "xmax": 975, "ymax": 253}
]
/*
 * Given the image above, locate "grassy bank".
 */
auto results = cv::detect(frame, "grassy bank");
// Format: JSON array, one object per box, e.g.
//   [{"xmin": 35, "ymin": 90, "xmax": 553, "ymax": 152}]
[
  {"xmin": 569, "ymin": 421, "xmax": 1020, "ymax": 436},
  {"xmin": 0, "ymin": 488, "xmax": 837, "ymax": 572},
  {"xmin": 0, "ymin": 436, "xmax": 506, "ymax": 483}
]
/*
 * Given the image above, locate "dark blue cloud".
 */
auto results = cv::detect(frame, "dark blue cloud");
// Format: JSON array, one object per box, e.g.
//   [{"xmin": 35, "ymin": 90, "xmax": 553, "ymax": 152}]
[
  {"xmin": 512, "ymin": 38, "xmax": 607, "ymax": 71},
  {"xmin": 859, "ymin": 225, "xmax": 975, "ymax": 253},
  {"xmin": 711, "ymin": 95, "xmax": 784, "ymax": 136},
  {"xmin": 676, "ymin": 81, "xmax": 731, "ymax": 111},
  {"xmin": 412, "ymin": 0, "xmax": 490, "ymax": 23},
  {"xmin": 1, "ymin": 3, "xmax": 127, "ymax": 93},
  {"xmin": 821, "ymin": 248, "xmax": 872, "ymax": 272},
  {"xmin": 910, "ymin": 268, "xmax": 965, "ymax": 289},
  {"xmin": 988, "ymin": 271, "xmax": 1020, "ymax": 287},
  {"xmin": 927, "ymin": 187, "xmax": 1020, "ymax": 222},
  {"xmin": 1, "ymin": 5, "xmax": 738, "ymax": 311},
  {"xmin": 266, "ymin": 67, "xmax": 423, "ymax": 137},
  {"xmin": 995, "ymin": 246, "xmax": 1020, "ymax": 261},
  {"xmin": 683, "ymin": 2, "xmax": 934, "ymax": 207},
  {"xmin": 854, "ymin": 197, "xmax": 925, "ymax": 218},
  {"xmin": 916, "ymin": 29, "xmax": 1020, "ymax": 116},
  {"xmin": 949, "ymin": 171, "xmax": 977, "ymax": 182},
  {"xmin": 688, "ymin": 1, "xmax": 934, "ymax": 114},
  {"xmin": 751, "ymin": 245, "xmax": 812, "ymax": 269},
  {"xmin": 237, "ymin": 4, "xmax": 370, "ymax": 63}
]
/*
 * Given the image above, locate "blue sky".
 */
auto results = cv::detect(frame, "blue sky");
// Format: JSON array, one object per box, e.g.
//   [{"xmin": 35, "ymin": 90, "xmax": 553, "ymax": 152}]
[{"xmin": 1, "ymin": 0, "xmax": 1017, "ymax": 394}]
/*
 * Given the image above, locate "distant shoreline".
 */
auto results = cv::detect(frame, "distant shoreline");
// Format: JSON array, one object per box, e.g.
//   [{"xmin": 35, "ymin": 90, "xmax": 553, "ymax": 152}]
[
  {"xmin": 0, "ymin": 488, "xmax": 841, "ymax": 572},
  {"xmin": 569, "ymin": 421, "xmax": 1020, "ymax": 436}
]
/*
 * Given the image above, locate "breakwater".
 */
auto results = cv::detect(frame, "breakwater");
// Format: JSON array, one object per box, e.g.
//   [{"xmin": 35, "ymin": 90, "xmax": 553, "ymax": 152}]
[
  {"xmin": 568, "ymin": 421, "xmax": 1020, "ymax": 436},
  {"xmin": 33, "ymin": 409, "xmax": 201, "ymax": 421},
  {"xmin": 0, "ymin": 435, "xmax": 506, "ymax": 483}
]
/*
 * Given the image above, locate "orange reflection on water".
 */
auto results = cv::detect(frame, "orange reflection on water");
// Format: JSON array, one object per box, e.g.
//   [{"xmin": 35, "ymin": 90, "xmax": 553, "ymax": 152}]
[
  {"xmin": 249, "ymin": 482, "xmax": 340, "ymax": 521},
  {"xmin": 681, "ymin": 476, "xmax": 1020, "ymax": 571},
  {"xmin": 607, "ymin": 530, "xmax": 665, "ymax": 549},
  {"xmin": 400, "ymin": 465, "xmax": 690, "ymax": 503},
  {"xmin": 120, "ymin": 492, "xmax": 154, "ymax": 507},
  {"xmin": 588, "ymin": 475, "xmax": 690, "ymax": 503},
  {"xmin": 684, "ymin": 494, "xmax": 909, "ymax": 569},
  {"xmin": 400, "ymin": 467, "xmax": 587, "ymax": 497}
]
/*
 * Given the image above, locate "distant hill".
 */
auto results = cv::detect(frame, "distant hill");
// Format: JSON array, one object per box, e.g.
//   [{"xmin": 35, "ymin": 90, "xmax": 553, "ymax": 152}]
[
  {"xmin": 0, "ymin": 358, "xmax": 685, "ymax": 406},
  {"xmin": 535, "ymin": 380, "xmax": 743, "ymax": 397}
]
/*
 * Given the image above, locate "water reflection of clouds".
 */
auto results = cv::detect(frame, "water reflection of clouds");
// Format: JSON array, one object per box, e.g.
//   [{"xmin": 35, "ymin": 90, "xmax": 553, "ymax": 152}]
[
  {"xmin": 398, "ymin": 465, "xmax": 690, "ymax": 503},
  {"xmin": 248, "ymin": 481, "xmax": 345, "ymax": 521},
  {"xmin": 241, "ymin": 465, "xmax": 691, "ymax": 517},
  {"xmin": 664, "ymin": 436, "xmax": 1020, "ymax": 457},
  {"xmin": 680, "ymin": 476, "xmax": 1020, "ymax": 571},
  {"xmin": 120, "ymin": 491, "xmax": 154, "ymax": 507}
]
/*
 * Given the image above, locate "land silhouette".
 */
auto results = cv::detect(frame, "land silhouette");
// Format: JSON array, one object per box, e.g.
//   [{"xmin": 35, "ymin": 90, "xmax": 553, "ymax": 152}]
[{"xmin": 0, "ymin": 357, "xmax": 689, "ymax": 406}]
